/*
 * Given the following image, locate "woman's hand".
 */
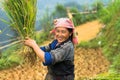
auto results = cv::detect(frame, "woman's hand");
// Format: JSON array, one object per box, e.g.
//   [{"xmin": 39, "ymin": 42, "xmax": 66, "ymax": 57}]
[
  {"xmin": 23, "ymin": 37, "xmax": 37, "ymax": 48},
  {"xmin": 23, "ymin": 37, "xmax": 45, "ymax": 62}
]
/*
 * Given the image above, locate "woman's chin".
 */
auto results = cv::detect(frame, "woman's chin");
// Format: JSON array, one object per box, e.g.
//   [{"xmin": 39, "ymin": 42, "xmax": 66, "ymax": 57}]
[
  {"xmin": 57, "ymin": 39, "xmax": 64, "ymax": 43},
  {"xmin": 58, "ymin": 41, "xmax": 62, "ymax": 43}
]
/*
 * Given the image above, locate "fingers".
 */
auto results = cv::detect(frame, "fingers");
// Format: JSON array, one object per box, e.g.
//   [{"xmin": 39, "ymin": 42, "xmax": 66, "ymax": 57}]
[
  {"xmin": 23, "ymin": 39, "xmax": 29, "ymax": 46},
  {"xmin": 22, "ymin": 37, "xmax": 30, "ymax": 44},
  {"xmin": 19, "ymin": 37, "xmax": 31, "ymax": 47}
]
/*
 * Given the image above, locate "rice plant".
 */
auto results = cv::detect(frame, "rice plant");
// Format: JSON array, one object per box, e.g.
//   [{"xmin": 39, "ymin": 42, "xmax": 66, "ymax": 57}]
[
  {"xmin": 3, "ymin": 0, "xmax": 37, "ymax": 65},
  {"xmin": 3, "ymin": 0, "xmax": 37, "ymax": 38}
]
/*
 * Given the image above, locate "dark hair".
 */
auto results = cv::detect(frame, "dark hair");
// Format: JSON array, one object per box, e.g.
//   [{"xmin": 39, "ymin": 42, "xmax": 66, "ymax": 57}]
[{"xmin": 67, "ymin": 28, "xmax": 73, "ymax": 42}]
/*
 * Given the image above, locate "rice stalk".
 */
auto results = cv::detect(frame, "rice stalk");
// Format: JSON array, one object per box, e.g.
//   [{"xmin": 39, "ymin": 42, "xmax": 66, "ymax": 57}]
[
  {"xmin": 0, "ymin": 40, "xmax": 21, "ymax": 50},
  {"xmin": 3, "ymin": 0, "xmax": 37, "ymax": 65},
  {"xmin": 0, "ymin": 38, "xmax": 19, "ymax": 44}
]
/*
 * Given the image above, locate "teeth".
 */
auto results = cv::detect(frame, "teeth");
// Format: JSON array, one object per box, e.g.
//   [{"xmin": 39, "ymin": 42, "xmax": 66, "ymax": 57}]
[{"xmin": 58, "ymin": 38, "xmax": 62, "ymax": 40}]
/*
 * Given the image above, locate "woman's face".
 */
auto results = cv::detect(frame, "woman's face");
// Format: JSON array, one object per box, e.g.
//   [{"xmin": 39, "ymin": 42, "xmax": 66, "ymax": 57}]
[{"xmin": 55, "ymin": 27, "xmax": 71, "ymax": 43}]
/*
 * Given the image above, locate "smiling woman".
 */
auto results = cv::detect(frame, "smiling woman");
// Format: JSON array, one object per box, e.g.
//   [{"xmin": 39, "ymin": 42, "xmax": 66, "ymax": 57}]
[{"xmin": 23, "ymin": 18, "xmax": 78, "ymax": 80}]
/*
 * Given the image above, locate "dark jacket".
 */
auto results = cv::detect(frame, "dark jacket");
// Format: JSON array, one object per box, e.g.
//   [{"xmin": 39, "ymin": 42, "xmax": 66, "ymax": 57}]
[{"xmin": 40, "ymin": 39, "xmax": 74, "ymax": 80}]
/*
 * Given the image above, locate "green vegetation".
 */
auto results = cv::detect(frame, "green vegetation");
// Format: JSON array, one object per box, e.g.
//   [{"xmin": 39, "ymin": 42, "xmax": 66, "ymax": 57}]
[
  {"xmin": 77, "ymin": 38, "xmax": 101, "ymax": 49},
  {"xmin": 3, "ymin": 0, "xmax": 37, "ymax": 39},
  {"xmin": 51, "ymin": 4, "xmax": 67, "ymax": 18},
  {"xmin": 78, "ymin": 0, "xmax": 120, "ymax": 79},
  {"xmin": 70, "ymin": 8, "xmax": 98, "ymax": 26},
  {"xmin": 37, "ymin": 8, "xmax": 53, "ymax": 44},
  {"xmin": 0, "ymin": 0, "xmax": 37, "ymax": 69},
  {"xmin": 0, "ymin": 44, "xmax": 23, "ymax": 70},
  {"xmin": 95, "ymin": 73, "xmax": 120, "ymax": 79},
  {"xmin": 99, "ymin": 0, "xmax": 120, "ymax": 73}
]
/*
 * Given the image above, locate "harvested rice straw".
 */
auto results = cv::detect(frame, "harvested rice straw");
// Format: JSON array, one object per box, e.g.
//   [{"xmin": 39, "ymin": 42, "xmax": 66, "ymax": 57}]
[{"xmin": 3, "ymin": 0, "xmax": 37, "ymax": 65}]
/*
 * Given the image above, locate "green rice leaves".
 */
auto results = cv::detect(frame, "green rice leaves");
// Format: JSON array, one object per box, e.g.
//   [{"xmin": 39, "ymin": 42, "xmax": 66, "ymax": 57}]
[{"xmin": 3, "ymin": 0, "xmax": 37, "ymax": 39}]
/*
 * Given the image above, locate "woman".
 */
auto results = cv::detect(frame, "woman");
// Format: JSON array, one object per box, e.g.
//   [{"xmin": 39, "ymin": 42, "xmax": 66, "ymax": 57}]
[{"xmin": 24, "ymin": 18, "xmax": 78, "ymax": 80}]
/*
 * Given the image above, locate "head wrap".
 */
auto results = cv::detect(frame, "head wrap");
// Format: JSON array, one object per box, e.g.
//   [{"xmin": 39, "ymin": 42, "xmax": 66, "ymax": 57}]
[{"xmin": 51, "ymin": 18, "xmax": 78, "ymax": 44}]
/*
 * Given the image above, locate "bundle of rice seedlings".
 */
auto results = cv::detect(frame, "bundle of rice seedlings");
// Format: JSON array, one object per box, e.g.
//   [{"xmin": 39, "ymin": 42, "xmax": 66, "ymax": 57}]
[{"xmin": 3, "ymin": 0, "xmax": 37, "ymax": 65}]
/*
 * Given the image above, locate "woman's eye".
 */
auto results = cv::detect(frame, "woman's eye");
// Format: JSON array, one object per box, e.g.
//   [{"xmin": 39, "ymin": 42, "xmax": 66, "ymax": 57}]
[
  {"xmin": 61, "ymin": 30, "xmax": 66, "ymax": 33},
  {"xmin": 56, "ymin": 30, "xmax": 60, "ymax": 33},
  {"xmin": 56, "ymin": 30, "xmax": 66, "ymax": 34}
]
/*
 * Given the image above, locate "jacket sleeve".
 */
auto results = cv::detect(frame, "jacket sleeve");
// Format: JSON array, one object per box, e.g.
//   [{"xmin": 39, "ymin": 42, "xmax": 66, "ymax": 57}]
[
  {"xmin": 40, "ymin": 40, "xmax": 57, "ymax": 52},
  {"xmin": 43, "ymin": 52, "xmax": 53, "ymax": 66},
  {"xmin": 40, "ymin": 45, "xmax": 50, "ymax": 52}
]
